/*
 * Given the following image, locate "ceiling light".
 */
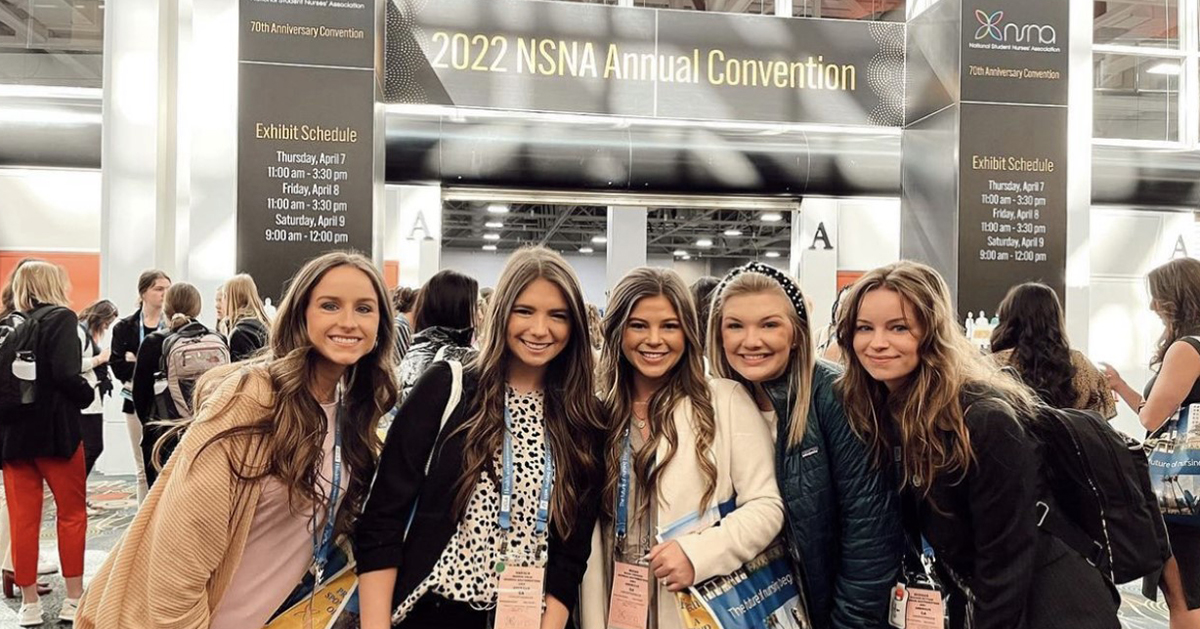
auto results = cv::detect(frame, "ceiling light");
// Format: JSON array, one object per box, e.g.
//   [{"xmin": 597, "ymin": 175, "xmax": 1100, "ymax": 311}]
[
  {"xmin": 579, "ymin": 247, "xmax": 594, "ymax": 254},
  {"xmin": 1147, "ymin": 62, "xmax": 1181, "ymax": 76},
  {"xmin": 485, "ymin": 221, "xmax": 504, "ymax": 228},
  {"xmin": 591, "ymin": 235, "xmax": 608, "ymax": 244},
  {"xmin": 765, "ymin": 251, "xmax": 781, "ymax": 258},
  {"xmin": 482, "ymin": 244, "xmax": 497, "ymax": 251},
  {"xmin": 724, "ymin": 229, "xmax": 743, "ymax": 237},
  {"xmin": 681, "ymin": 254, "xmax": 692, "ymax": 260},
  {"xmin": 696, "ymin": 238, "xmax": 713, "ymax": 247},
  {"xmin": 484, "ymin": 233, "xmax": 501, "ymax": 241},
  {"xmin": 761, "ymin": 212, "xmax": 783, "ymax": 222},
  {"xmin": 673, "ymin": 249, "xmax": 688, "ymax": 256},
  {"xmin": 486, "ymin": 203, "xmax": 509, "ymax": 214}
]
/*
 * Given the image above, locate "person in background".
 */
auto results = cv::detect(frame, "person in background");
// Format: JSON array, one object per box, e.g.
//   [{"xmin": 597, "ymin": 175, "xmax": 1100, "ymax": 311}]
[
  {"xmin": 391, "ymin": 285, "xmax": 418, "ymax": 361},
  {"xmin": 689, "ymin": 276, "xmax": 720, "ymax": 334},
  {"xmin": 109, "ymin": 269, "xmax": 171, "ymax": 503},
  {"xmin": 0, "ymin": 261, "xmax": 56, "ymax": 601},
  {"xmin": 214, "ymin": 284, "xmax": 229, "ymax": 336},
  {"xmin": 396, "ymin": 269, "xmax": 479, "ymax": 400},
  {"xmin": 78, "ymin": 252, "xmax": 398, "ymax": 628},
  {"xmin": 355, "ymin": 246, "xmax": 605, "ymax": 629},
  {"xmin": 131, "ymin": 282, "xmax": 219, "ymax": 488},
  {"xmin": 706, "ymin": 262, "xmax": 901, "ymax": 629},
  {"xmin": 581, "ymin": 267, "xmax": 782, "ymax": 629},
  {"xmin": 586, "ymin": 303, "xmax": 603, "ymax": 356},
  {"xmin": 77, "ymin": 299, "xmax": 118, "ymax": 477},
  {"xmin": 223, "ymin": 274, "xmax": 271, "ymax": 362},
  {"xmin": 990, "ymin": 282, "xmax": 1116, "ymax": 418},
  {"xmin": 2, "ymin": 261, "xmax": 94, "ymax": 625},
  {"xmin": 1105, "ymin": 257, "xmax": 1200, "ymax": 628},
  {"xmin": 839, "ymin": 261, "xmax": 1119, "ymax": 629},
  {"xmin": 816, "ymin": 285, "xmax": 852, "ymax": 364}
]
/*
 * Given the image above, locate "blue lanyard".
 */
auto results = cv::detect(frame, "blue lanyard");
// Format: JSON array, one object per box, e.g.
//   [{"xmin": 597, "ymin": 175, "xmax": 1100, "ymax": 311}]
[
  {"xmin": 499, "ymin": 406, "xmax": 555, "ymax": 537},
  {"xmin": 138, "ymin": 309, "xmax": 164, "ymax": 345},
  {"xmin": 615, "ymin": 429, "xmax": 633, "ymax": 541},
  {"xmin": 312, "ymin": 397, "xmax": 344, "ymax": 582}
]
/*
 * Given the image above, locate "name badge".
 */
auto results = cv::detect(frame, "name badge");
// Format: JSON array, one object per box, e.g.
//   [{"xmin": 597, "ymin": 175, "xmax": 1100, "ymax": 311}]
[
  {"xmin": 904, "ymin": 585, "xmax": 945, "ymax": 629},
  {"xmin": 607, "ymin": 561, "xmax": 651, "ymax": 629},
  {"xmin": 495, "ymin": 564, "xmax": 546, "ymax": 629}
]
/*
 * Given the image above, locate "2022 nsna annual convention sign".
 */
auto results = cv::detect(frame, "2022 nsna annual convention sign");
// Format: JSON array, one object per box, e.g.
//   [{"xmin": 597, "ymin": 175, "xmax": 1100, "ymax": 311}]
[{"xmin": 385, "ymin": 0, "xmax": 906, "ymax": 127}]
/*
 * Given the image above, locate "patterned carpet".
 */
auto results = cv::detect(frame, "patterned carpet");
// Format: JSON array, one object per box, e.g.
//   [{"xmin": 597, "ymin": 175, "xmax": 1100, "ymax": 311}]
[{"xmin": 0, "ymin": 474, "xmax": 1176, "ymax": 627}]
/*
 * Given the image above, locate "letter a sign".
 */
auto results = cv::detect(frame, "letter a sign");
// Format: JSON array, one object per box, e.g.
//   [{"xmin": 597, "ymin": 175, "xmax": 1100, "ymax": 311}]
[{"xmin": 809, "ymin": 222, "xmax": 833, "ymax": 250}]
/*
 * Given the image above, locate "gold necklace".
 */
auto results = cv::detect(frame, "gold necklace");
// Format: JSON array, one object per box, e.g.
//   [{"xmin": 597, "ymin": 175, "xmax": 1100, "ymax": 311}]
[{"xmin": 633, "ymin": 401, "xmax": 649, "ymax": 430}]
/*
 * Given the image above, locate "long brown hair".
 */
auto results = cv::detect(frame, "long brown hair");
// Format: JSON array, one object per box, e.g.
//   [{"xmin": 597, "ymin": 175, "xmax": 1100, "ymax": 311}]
[
  {"xmin": 1148, "ymin": 257, "xmax": 1200, "ymax": 368},
  {"xmin": 706, "ymin": 271, "xmax": 814, "ymax": 449},
  {"xmin": 597, "ymin": 267, "xmax": 717, "ymax": 522},
  {"xmin": 452, "ymin": 246, "xmax": 604, "ymax": 538},
  {"xmin": 834, "ymin": 261, "xmax": 1033, "ymax": 497},
  {"xmin": 190, "ymin": 252, "xmax": 398, "ymax": 534},
  {"xmin": 164, "ymin": 283, "xmax": 202, "ymax": 331}
]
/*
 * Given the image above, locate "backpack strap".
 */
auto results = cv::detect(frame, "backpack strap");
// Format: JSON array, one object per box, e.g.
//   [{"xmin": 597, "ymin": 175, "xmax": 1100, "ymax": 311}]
[
  {"xmin": 403, "ymin": 359, "xmax": 464, "ymax": 540},
  {"xmin": 432, "ymin": 344, "xmax": 449, "ymax": 365}
]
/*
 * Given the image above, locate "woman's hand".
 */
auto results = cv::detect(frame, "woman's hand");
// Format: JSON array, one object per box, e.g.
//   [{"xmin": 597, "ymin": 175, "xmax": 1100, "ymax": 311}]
[
  {"xmin": 1100, "ymin": 362, "xmax": 1125, "ymax": 391},
  {"xmin": 648, "ymin": 540, "xmax": 695, "ymax": 593},
  {"xmin": 96, "ymin": 347, "xmax": 112, "ymax": 366}
]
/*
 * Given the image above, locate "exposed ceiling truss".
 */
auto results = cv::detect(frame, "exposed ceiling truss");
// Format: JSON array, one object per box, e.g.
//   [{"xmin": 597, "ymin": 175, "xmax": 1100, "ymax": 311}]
[{"xmin": 441, "ymin": 200, "xmax": 793, "ymax": 259}]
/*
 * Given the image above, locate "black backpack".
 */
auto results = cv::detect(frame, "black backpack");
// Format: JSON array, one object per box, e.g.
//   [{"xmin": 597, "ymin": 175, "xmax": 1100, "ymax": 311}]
[
  {"xmin": 0, "ymin": 311, "xmax": 25, "ymax": 349},
  {"xmin": 1026, "ymin": 404, "xmax": 1171, "ymax": 584},
  {"xmin": 0, "ymin": 306, "xmax": 61, "ymax": 422}
]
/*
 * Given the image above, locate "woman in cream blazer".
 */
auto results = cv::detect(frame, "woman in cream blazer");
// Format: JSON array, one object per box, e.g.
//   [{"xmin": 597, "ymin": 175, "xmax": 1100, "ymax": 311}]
[{"xmin": 581, "ymin": 268, "xmax": 783, "ymax": 629}]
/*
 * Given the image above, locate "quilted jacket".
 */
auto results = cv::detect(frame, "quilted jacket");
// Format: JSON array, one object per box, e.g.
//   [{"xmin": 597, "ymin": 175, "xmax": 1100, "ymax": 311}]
[{"xmin": 765, "ymin": 360, "xmax": 902, "ymax": 629}]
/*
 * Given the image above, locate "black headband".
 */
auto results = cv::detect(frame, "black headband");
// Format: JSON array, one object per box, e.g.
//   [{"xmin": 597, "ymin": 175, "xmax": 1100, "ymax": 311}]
[{"xmin": 716, "ymin": 261, "xmax": 809, "ymax": 323}]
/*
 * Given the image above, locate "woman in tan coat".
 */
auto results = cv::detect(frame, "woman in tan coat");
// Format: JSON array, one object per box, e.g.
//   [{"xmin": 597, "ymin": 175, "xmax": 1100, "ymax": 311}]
[
  {"xmin": 76, "ymin": 252, "xmax": 398, "ymax": 628},
  {"xmin": 581, "ymin": 267, "xmax": 783, "ymax": 629}
]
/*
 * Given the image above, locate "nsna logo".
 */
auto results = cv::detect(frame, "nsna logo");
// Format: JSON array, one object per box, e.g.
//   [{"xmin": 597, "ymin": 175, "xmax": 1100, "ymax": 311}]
[{"xmin": 974, "ymin": 9, "xmax": 1057, "ymax": 44}]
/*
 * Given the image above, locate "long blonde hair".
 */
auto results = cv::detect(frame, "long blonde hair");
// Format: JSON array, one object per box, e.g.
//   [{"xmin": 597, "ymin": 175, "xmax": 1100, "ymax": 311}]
[
  {"xmin": 598, "ymin": 267, "xmax": 716, "ymax": 522},
  {"xmin": 223, "ymin": 274, "xmax": 270, "ymax": 329},
  {"xmin": 192, "ymin": 252, "xmax": 398, "ymax": 534},
  {"xmin": 452, "ymin": 246, "xmax": 604, "ymax": 538},
  {"xmin": 12, "ymin": 261, "xmax": 71, "ymax": 312},
  {"xmin": 706, "ymin": 271, "xmax": 814, "ymax": 449},
  {"xmin": 834, "ymin": 261, "xmax": 1033, "ymax": 496}
]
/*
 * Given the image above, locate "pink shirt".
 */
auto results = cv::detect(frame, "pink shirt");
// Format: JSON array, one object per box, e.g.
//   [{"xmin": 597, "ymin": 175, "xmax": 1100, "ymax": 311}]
[{"xmin": 210, "ymin": 401, "xmax": 345, "ymax": 629}]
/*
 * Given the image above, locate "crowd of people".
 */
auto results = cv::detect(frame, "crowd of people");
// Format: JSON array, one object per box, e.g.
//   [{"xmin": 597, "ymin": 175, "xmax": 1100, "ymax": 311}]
[{"xmin": 0, "ymin": 247, "xmax": 1196, "ymax": 628}]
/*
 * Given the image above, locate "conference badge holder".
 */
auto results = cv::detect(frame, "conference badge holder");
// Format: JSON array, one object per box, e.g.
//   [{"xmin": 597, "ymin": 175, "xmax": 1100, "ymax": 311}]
[
  {"xmin": 889, "ymin": 550, "xmax": 947, "ymax": 629},
  {"xmin": 607, "ymin": 430, "xmax": 651, "ymax": 629},
  {"xmin": 492, "ymin": 407, "xmax": 555, "ymax": 629}
]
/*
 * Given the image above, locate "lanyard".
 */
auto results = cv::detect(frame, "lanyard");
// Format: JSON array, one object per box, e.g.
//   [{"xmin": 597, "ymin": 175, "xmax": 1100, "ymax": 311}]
[
  {"xmin": 138, "ymin": 309, "xmax": 164, "ymax": 345},
  {"xmin": 615, "ymin": 429, "xmax": 633, "ymax": 542},
  {"xmin": 312, "ymin": 392, "xmax": 344, "ymax": 583},
  {"xmin": 499, "ymin": 406, "xmax": 555, "ymax": 538}
]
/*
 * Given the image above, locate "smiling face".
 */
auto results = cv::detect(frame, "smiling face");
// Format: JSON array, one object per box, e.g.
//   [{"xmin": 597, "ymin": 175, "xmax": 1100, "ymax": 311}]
[
  {"xmin": 852, "ymin": 287, "xmax": 923, "ymax": 391},
  {"xmin": 305, "ymin": 265, "xmax": 381, "ymax": 381},
  {"xmin": 143, "ymin": 278, "xmax": 170, "ymax": 310},
  {"xmin": 506, "ymin": 277, "xmax": 571, "ymax": 376},
  {"xmin": 622, "ymin": 294, "xmax": 685, "ymax": 392},
  {"xmin": 720, "ymin": 291, "xmax": 796, "ymax": 383}
]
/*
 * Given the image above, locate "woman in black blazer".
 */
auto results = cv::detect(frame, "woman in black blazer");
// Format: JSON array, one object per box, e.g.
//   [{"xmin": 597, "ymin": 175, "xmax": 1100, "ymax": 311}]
[{"xmin": 108, "ymin": 269, "xmax": 170, "ymax": 503}]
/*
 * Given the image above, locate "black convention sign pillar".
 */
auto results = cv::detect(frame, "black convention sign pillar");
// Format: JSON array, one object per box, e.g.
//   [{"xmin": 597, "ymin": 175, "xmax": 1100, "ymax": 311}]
[
  {"xmin": 237, "ymin": 0, "xmax": 383, "ymax": 300},
  {"xmin": 901, "ymin": 0, "xmax": 1069, "ymax": 317}
]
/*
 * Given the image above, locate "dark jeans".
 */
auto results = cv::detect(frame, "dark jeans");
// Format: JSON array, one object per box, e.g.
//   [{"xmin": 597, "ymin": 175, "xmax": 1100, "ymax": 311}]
[{"xmin": 79, "ymin": 413, "xmax": 104, "ymax": 477}]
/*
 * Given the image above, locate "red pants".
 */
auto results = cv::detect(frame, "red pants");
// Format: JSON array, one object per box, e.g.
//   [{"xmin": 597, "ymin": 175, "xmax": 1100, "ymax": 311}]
[{"xmin": 3, "ymin": 446, "xmax": 86, "ymax": 587}]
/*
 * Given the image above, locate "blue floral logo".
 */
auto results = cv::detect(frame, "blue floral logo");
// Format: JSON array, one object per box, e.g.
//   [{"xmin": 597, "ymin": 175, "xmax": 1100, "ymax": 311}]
[{"xmin": 975, "ymin": 10, "xmax": 1005, "ymax": 41}]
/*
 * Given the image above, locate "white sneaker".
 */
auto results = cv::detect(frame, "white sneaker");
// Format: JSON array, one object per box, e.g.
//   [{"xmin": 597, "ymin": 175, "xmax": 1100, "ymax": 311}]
[
  {"xmin": 59, "ymin": 598, "xmax": 79, "ymax": 623},
  {"xmin": 17, "ymin": 600, "xmax": 43, "ymax": 626},
  {"xmin": 36, "ymin": 561, "xmax": 57, "ymax": 576}
]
